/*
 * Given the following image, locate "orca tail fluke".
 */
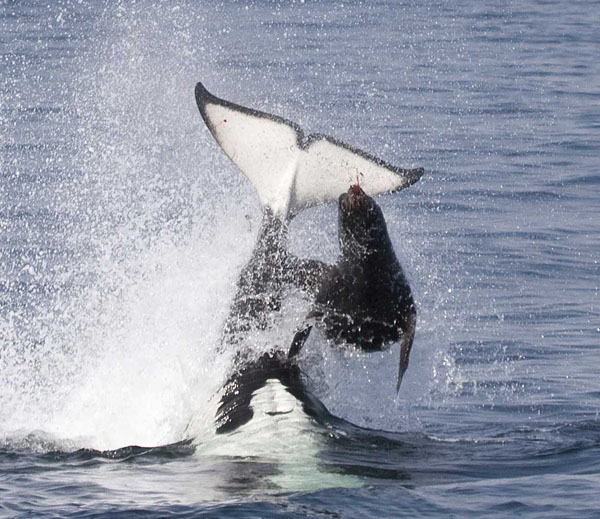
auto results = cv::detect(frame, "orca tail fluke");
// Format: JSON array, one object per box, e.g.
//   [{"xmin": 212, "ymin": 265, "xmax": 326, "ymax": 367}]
[{"xmin": 195, "ymin": 82, "xmax": 424, "ymax": 220}]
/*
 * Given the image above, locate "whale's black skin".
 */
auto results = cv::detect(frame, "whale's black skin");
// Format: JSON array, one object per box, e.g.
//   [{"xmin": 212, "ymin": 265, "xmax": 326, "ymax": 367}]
[
  {"xmin": 215, "ymin": 213, "xmax": 331, "ymax": 434},
  {"xmin": 221, "ymin": 212, "xmax": 288, "ymax": 342},
  {"xmin": 216, "ymin": 350, "xmax": 333, "ymax": 434},
  {"xmin": 221, "ymin": 211, "xmax": 330, "ymax": 345}
]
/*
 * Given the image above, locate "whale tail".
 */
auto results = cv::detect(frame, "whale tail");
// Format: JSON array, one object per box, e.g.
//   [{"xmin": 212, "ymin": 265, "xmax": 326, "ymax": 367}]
[{"xmin": 195, "ymin": 82, "xmax": 424, "ymax": 220}]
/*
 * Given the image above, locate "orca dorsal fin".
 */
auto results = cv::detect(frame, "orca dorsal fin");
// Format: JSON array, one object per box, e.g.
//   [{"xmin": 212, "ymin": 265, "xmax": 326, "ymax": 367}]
[{"xmin": 195, "ymin": 82, "xmax": 423, "ymax": 219}]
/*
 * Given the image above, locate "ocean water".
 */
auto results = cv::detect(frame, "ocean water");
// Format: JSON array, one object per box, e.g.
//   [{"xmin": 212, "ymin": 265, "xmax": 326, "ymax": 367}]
[{"xmin": 1, "ymin": 0, "xmax": 599, "ymax": 517}]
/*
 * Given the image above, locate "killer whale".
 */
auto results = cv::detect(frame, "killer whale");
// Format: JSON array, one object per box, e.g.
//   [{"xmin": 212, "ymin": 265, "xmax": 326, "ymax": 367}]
[{"xmin": 194, "ymin": 83, "xmax": 422, "ymax": 432}]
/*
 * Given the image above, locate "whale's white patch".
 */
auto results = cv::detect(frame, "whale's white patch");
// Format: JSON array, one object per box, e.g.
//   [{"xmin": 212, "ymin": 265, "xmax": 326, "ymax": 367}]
[
  {"xmin": 193, "ymin": 378, "xmax": 362, "ymax": 491},
  {"xmin": 196, "ymin": 83, "xmax": 423, "ymax": 218}
]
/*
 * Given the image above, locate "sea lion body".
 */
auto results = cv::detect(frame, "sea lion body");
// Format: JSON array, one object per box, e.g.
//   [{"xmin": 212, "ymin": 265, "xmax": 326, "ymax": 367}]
[{"xmin": 294, "ymin": 187, "xmax": 416, "ymax": 388}]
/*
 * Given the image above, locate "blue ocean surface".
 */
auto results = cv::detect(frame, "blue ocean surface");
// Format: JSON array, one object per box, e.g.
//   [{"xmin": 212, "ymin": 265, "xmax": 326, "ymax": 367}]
[{"xmin": 1, "ymin": 0, "xmax": 599, "ymax": 517}]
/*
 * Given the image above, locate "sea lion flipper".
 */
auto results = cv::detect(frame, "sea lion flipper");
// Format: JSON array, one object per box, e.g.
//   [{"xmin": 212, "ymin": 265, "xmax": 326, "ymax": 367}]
[
  {"xmin": 396, "ymin": 310, "xmax": 417, "ymax": 392},
  {"xmin": 285, "ymin": 256, "xmax": 333, "ymax": 296},
  {"xmin": 288, "ymin": 324, "xmax": 313, "ymax": 359}
]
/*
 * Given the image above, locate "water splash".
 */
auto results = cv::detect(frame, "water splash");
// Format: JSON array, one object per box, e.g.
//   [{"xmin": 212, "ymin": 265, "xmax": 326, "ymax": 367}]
[
  {"xmin": 0, "ymin": 1, "xmax": 258, "ymax": 450},
  {"xmin": 0, "ymin": 0, "xmax": 489, "ymax": 452}
]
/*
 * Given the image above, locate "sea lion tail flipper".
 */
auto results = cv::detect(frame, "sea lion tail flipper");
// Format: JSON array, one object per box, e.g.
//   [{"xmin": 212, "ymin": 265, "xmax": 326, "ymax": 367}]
[
  {"xmin": 288, "ymin": 324, "xmax": 313, "ymax": 359},
  {"xmin": 396, "ymin": 310, "xmax": 417, "ymax": 393},
  {"xmin": 195, "ymin": 82, "xmax": 424, "ymax": 221}
]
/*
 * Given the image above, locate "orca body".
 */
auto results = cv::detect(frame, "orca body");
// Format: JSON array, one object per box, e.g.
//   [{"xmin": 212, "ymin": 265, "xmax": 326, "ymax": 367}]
[
  {"xmin": 194, "ymin": 83, "xmax": 422, "ymax": 432},
  {"xmin": 220, "ymin": 210, "xmax": 327, "ymax": 343},
  {"xmin": 215, "ymin": 350, "xmax": 332, "ymax": 434}
]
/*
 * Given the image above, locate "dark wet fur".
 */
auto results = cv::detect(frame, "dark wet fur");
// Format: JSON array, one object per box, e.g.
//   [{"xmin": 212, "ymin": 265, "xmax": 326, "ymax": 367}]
[
  {"xmin": 311, "ymin": 190, "xmax": 417, "ymax": 388},
  {"xmin": 287, "ymin": 189, "xmax": 417, "ymax": 389},
  {"xmin": 314, "ymin": 192, "xmax": 415, "ymax": 350}
]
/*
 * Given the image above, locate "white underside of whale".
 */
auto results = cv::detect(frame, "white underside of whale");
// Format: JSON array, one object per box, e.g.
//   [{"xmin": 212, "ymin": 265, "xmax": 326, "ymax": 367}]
[
  {"xmin": 193, "ymin": 378, "xmax": 361, "ymax": 491},
  {"xmin": 195, "ymin": 83, "xmax": 423, "ymax": 218}
]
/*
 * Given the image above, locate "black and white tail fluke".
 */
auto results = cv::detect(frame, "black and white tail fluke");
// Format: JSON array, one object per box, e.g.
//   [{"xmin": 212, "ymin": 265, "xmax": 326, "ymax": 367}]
[{"xmin": 195, "ymin": 82, "xmax": 424, "ymax": 219}]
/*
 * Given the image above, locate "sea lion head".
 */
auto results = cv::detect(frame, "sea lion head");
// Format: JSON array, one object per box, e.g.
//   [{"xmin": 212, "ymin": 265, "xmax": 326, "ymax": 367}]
[{"xmin": 338, "ymin": 184, "xmax": 389, "ymax": 259}]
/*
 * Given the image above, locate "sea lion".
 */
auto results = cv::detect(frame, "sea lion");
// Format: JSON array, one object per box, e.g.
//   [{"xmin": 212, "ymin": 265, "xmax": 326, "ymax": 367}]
[{"xmin": 289, "ymin": 184, "xmax": 417, "ymax": 391}]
